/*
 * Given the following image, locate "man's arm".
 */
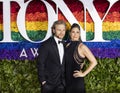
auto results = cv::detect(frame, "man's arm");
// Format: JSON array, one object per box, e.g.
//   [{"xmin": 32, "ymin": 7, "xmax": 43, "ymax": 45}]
[{"xmin": 37, "ymin": 42, "xmax": 48, "ymax": 84}]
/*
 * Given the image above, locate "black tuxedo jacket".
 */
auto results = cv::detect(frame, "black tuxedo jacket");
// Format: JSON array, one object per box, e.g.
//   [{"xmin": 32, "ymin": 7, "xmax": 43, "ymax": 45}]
[{"xmin": 37, "ymin": 37, "xmax": 65, "ymax": 86}]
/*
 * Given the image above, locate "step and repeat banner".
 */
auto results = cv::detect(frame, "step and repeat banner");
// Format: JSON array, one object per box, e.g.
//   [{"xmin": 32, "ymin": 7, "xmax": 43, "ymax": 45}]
[{"xmin": 0, "ymin": 0, "xmax": 120, "ymax": 60}]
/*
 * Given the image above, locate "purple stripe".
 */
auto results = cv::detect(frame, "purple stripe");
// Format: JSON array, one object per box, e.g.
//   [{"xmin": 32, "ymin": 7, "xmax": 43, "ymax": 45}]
[
  {"xmin": 0, "ymin": 49, "xmax": 37, "ymax": 60},
  {"xmin": 90, "ymin": 48, "xmax": 120, "ymax": 58},
  {"xmin": 0, "ymin": 48, "xmax": 120, "ymax": 60}
]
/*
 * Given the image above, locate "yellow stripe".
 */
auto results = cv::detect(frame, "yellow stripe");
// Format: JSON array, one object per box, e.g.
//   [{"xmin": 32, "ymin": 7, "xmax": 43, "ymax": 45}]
[
  {"xmin": 0, "ymin": 21, "xmax": 120, "ymax": 32},
  {"xmin": 26, "ymin": 21, "xmax": 48, "ymax": 31},
  {"xmin": 102, "ymin": 22, "xmax": 120, "ymax": 32},
  {"xmin": 0, "ymin": 24, "xmax": 3, "ymax": 31}
]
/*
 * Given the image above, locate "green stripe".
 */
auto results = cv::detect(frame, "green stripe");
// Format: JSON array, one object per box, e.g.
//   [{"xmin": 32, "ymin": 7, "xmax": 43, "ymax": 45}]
[
  {"xmin": 0, "ymin": 31, "xmax": 2, "ymax": 40},
  {"xmin": 103, "ymin": 31, "xmax": 120, "ymax": 40},
  {"xmin": 0, "ymin": 30, "xmax": 47, "ymax": 41},
  {"xmin": 12, "ymin": 31, "xmax": 47, "ymax": 41},
  {"xmin": 0, "ymin": 30, "xmax": 120, "ymax": 41},
  {"xmin": 87, "ymin": 31, "xmax": 120, "ymax": 40}
]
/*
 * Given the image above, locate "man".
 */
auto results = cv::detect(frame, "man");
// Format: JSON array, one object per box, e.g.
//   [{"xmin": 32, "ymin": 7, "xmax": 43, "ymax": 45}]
[{"xmin": 37, "ymin": 20, "xmax": 66, "ymax": 93}]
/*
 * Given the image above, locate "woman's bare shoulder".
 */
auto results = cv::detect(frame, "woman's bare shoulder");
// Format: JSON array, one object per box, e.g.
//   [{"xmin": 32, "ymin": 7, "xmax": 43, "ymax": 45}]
[{"xmin": 79, "ymin": 43, "xmax": 90, "ymax": 51}]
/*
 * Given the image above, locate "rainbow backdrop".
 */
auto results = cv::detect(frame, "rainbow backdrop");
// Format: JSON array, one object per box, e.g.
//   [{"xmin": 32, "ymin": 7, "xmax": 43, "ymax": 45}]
[{"xmin": 0, "ymin": 0, "xmax": 120, "ymax": 60}]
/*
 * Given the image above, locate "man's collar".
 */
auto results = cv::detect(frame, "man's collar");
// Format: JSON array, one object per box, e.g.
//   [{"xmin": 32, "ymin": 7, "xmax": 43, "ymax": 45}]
[{"xmin": 54, "ymin": 36, "xmax": 62, "ymax": 43}]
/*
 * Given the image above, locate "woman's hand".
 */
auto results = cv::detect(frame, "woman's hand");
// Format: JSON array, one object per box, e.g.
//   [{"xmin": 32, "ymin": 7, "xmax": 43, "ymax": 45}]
[{"xmin": 73, "ymin": 70, "xmax": 85, "ymax": 78}]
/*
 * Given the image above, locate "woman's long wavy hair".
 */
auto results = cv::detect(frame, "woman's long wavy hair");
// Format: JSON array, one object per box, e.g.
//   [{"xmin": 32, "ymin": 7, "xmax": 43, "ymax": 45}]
[{"xmin": 69, "ymin": 23, "xmax": 84, "ymax": 65}]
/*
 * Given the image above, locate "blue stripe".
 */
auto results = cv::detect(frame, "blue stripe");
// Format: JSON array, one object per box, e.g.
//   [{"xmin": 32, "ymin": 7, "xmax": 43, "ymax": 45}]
[
  {"xmin": 0, "ymin": 40, "xmax": 120, "ymax": 50},
  {"xmin": 84, "ymin": 40, "xmax": 120, "ymax": 48}
]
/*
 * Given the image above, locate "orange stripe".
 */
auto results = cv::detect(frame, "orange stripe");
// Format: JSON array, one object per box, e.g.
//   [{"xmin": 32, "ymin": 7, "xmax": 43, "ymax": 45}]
[{"xmin": 0, "ymin": 11, "xmax": 120, "ymax": 23}]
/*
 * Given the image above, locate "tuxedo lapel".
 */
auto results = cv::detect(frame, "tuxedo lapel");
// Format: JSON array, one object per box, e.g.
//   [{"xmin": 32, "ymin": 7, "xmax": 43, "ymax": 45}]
[
  {"xmin": 62, "ymin": 41, "xmax": 66, "ymax": 64},
  {"xmin": 62, "ymin": 46, "xmax": 66, "ymax": 65},
  {"xmin": 51, "ymin": 37, "xmax": 61, "ymax": 64}
]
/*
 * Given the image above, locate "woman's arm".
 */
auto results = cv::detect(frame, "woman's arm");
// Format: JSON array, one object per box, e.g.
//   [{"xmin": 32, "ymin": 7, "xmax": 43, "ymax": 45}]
[{"xmin": 73, "ymin": 44, "xmax": 97, "ymax": 78}]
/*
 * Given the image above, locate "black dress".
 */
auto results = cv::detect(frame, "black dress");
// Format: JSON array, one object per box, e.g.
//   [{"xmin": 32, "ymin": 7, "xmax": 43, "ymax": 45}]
[{"xmin": 65, "ymin": 41, "xmax": 86, "ymax": 93}]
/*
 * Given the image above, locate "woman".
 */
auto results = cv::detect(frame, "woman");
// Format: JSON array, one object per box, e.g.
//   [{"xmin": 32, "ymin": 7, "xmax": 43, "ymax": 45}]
[{"xmin": 65, "ymin": 23, "xmax": 97, "ymax": 93}]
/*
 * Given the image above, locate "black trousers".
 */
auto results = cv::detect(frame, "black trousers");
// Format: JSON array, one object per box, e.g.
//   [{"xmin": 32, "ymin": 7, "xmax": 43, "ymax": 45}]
[{"xmin": 41, "ymin": 83, "xmax": 65, "ymax": 93}]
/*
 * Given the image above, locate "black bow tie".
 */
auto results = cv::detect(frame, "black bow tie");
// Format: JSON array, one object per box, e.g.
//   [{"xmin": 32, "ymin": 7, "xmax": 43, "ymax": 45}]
[{"xmin": 58, "ymin": 40, "xmax": 64, "ymax": 44}]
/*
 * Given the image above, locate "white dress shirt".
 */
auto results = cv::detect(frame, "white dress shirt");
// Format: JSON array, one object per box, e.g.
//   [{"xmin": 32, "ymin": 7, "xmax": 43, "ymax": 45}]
[{"xmin": 54, "ymin": 36, "xmax": 64, "ymax": 64}]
